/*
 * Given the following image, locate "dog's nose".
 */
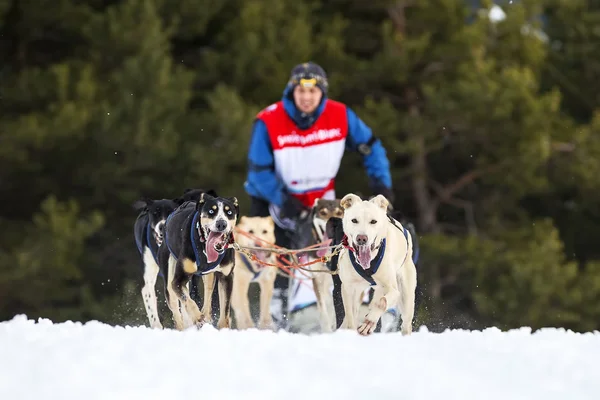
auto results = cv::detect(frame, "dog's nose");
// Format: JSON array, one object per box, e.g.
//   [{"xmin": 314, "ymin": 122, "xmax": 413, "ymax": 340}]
[
  {"xmin": 356, "ymin": 234, "xmax": 368, "ymax": 246},
  {"xmin": 215, "ymin": 219, "xmax": 227, "ymax": 232}
]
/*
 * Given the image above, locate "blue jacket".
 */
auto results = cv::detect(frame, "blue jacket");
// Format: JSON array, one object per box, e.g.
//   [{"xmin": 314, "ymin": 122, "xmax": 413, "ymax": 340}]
[{"xmin": 244, "ymin": 87, "xmax": 392, "ymax": 208}]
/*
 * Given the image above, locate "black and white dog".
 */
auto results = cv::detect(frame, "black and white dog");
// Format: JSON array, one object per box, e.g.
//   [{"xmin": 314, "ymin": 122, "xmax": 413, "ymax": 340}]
[
  {"xmin": 133, "ymin": 188, "xmax": 217, "ymax": 329},
  {"xmin": 133, "ymin": 197, "xmax": 183, "ymax": 329},
  {"xmin": 158, "ymin": 192, "xmax": 239, "ymax": 330}
]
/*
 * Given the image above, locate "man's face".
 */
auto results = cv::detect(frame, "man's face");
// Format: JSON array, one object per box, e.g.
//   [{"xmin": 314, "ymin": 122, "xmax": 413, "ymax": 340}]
[{"xmin": 293, "ymin": 85, "xmax": 323, "ymax": 114}]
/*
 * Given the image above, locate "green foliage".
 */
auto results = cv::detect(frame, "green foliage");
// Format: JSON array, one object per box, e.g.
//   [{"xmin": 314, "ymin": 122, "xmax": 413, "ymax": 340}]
[
  {"xmin": 420, "ymin": 219, "xmax": 600, "ymax": 332},
  {"xmin": 0, "ymin": 196, "xmax": 104, "ymax": 322},
  {"xmin": 2, "ymin": 0, "xmax": 600, "ymax": 333}
]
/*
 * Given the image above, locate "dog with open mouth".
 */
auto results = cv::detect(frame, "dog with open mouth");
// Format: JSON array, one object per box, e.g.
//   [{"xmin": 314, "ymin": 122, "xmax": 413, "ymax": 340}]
[
  {"xmin": 337, "ymin": 193, "xmax": 417, "ymax": 336},
  {"xmin": 158, "ymin": 192, "xmax": 239, "ymax": 331},
  {"xmin": 292, "ymin": 198, "xmax": 344, "ymax": 332},
  {"xmin": 133, "ymin": 196, "xmax": 183, "ymax": 329},
  {"xmin": 230, "ymin": 216, "xmax": 278, "ymax": 330}
]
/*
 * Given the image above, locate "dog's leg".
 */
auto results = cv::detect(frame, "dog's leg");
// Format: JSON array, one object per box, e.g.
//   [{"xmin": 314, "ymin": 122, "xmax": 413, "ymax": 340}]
[
  {"xmin": 190, "ymin": 275, "xmax": 202, "ymax": 307},
  {"xmin": 178, "ymin": 271, "xmax": 205, "ymax": 328},
  {"xmin": 231, "ymin": 269, "xmax": 255, "ymax": 330},
  {"xmin": 166, "ymin": 255, "xmax": 186, "ymax": 330},
  {"xmin": 257, "ymin": 268, "xmax": 277, "ymax": 330},
  {"xmin": 173, "ymin": 260, "xmax": 200, "ymax": 330},
  {"xmin": 201, "ymin": 273, "xmax": 216, "ymax": 325},
  {"xmin": 340, "ymin": 282, "xmax": 358, "ymax": 330},
  {"xmin": 359, "ymin": 279, "xmax": 400, "ymax": 336},
  {"xmin": 142, "ymin": 248, "xmax": 163, "ymax": 329},
  {"xmin": 216, "ymin": 269, "xmax": 234, "ymax": 329},
  {"xmin": 398, "ymin": 259, "xmax": 417, "ymax": 336},
  {"xmin": 312, "ymin": 267, "xmax": 333, "ymax": 333}
]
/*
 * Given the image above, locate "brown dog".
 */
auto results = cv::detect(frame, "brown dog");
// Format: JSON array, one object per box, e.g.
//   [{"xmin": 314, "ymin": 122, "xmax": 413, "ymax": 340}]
[
  {"xmin": 230, "ymin": 216, "xmax": 278, "ymax": 330},
  {"xmin": 293, "ymin": 198, "xmax": 344, "ymax": 333}
]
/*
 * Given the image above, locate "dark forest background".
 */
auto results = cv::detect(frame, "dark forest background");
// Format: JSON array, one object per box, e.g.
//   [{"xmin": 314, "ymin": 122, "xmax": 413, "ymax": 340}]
[{"xmin": 2, "ymin": 0, "xmax": 600, "ymax": 332}]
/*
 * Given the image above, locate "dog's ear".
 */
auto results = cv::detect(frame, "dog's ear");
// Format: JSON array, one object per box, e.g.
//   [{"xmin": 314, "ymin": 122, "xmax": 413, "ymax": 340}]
[
  {"xmin": 197, "ymin": 192, "xmax": 211, "ymax": 210},
  {"xmin": 340, "ymin": 193, "xmax": 362, "ymax": 210},
  {"xmin": 183, "ymin": 188, "xmax": 193, "ymax": 193},
  {"xmin": 206, "ymin": 189, "xmax": 218, "ymax": 197},
  {"xmin": 369, "ymin": 194, "xmax": 389, "ymax": 211},
  {"xmin": 238, "ymin": 216, "xmax": 247, "ymax": 225},
  {"xmin": 228, "ymin": 197, "xmax": 239, "ymax": 213},
  {"xmin": 172, "ymin": 197, "xmax": 185, "ymax": 206},
  {"xmin": 312, "ymin": 198, "xmax": 321, "ymax": 209},
  {"xmin": 132, "ymin": 199, "xmax": 147, "ymax": 211},
  {"xmin": 133, "ymin": 197, "xmax": 153, "ymax": 211},
  {"xmin": 266, "ymin": 216, "xmax": 275, "ymax": 228}
]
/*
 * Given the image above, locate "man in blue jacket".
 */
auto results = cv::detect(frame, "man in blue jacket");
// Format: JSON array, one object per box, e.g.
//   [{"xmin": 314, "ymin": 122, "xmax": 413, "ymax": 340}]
[{"xmin": 244, "ymin": 62, "xmax": 394, "ymax": 329}]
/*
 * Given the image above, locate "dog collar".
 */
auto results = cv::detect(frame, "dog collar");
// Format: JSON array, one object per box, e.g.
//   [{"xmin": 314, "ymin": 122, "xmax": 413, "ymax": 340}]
[{"xmin": 347, "ymin": 238, "xmax": 387, "ymax": 286}]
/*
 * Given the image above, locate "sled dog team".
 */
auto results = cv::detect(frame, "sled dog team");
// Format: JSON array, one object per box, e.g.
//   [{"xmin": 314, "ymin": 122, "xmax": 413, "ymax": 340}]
[{"xmin": 133, "ymin": 188, "xmax": 417, "ymax": 336}]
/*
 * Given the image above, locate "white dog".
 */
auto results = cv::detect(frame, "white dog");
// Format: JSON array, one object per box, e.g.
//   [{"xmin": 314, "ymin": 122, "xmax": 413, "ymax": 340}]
[{"xmin": 337, "ymin": 193, "xmax": 417, "ymax": 336}]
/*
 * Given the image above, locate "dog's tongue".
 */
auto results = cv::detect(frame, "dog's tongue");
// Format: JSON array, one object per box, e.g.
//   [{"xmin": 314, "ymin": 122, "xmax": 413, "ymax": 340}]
[
  {"xmin": 316, "ymin": 232, "xmax": 332, "ymax": 258},
  {"xmin": 357, "ymin": 245, "xmax": 372, "ymax": 270},
  {"xmin": 206, "ymin": 231, "xmax": 224, "ymax": 263},
  {"xmin": 255, "ymin": 249, "xmax": 268, "ymax": 262}
]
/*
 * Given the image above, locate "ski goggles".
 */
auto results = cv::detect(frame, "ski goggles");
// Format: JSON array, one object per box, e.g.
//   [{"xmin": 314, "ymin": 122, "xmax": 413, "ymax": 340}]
[{"xmin": 288, "ymin": 72, "xmax": 328, "ymax": 91}]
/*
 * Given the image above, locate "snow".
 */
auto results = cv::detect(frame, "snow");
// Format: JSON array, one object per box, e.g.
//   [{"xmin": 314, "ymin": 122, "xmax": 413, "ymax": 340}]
[{"xmin": 1, "ymin": 315, "xmax": 599, "ymax": 400}]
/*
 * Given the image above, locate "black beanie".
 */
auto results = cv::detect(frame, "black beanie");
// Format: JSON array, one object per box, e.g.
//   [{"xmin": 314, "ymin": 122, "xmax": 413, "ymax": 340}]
[{"xmin": 287, "ymin": 62, "xmax": 329, "ymax": 94}]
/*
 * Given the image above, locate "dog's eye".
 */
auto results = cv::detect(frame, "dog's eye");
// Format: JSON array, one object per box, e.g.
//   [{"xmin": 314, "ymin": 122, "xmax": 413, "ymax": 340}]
[
  {"xmin": 227, "ymin": 210, "xmax": 232, "ymax": 215},
  {"xmin": 370, "ymin": 219, "xmax": 377, "ymax": 225},
  {"xmin": 248, "ymin": 229, "xmax": 254, "ymax": 234},
  {"xmin": 351, "ymin": 218, "xmax": 358, "ymax": 224},
  {"xmin": 262, "ymin": 230, "xmax": 267, "ymax": 234},
  {"xmin": 208, "ymin": 209, "xmax": 214, "ymax": 214}
]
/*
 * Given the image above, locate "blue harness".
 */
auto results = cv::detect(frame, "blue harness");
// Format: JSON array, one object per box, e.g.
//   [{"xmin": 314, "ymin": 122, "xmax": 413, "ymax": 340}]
[
  {"xmin": 146, "ymin": 222, "xmax": 159, "ymax": 264},
  {"xmin": 388, "ymin": 216, "xmax": 419, "ymax": 265},
  {"xmin": 344, "ymin": 217, "xmax": 417, "ymax": 286},
  {"xmin": 164, "ymin": 211, "xmax": 228, "ymax": 275},
  {"xmin": 347, "ymin": 238, "xmax": 387, "ymax": 286},
  {"xmin": 135, "ymin": 220, "xmax": 164, "ymax": 277},
  {"xmin": 240, "ymin": 254, "xmax": 262, "ymax": 281}
]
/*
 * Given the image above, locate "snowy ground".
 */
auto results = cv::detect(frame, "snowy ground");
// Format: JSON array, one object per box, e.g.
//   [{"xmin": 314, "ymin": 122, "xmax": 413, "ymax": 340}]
[{"xmin": 1, "ymin": 315, "xmax": 599, "ymax": 400}]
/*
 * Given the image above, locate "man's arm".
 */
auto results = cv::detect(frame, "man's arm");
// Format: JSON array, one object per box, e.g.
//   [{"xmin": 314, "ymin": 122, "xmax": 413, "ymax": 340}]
[{"xmin": 244, "ymin": 119, "xmax": 286, "ymax": 207}]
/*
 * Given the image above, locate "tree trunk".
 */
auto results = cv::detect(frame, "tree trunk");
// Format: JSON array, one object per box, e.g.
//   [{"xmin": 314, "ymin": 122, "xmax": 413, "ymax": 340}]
[{"xmin": 409, "ymin": 104, "xmax": 440, "ymax": 234}]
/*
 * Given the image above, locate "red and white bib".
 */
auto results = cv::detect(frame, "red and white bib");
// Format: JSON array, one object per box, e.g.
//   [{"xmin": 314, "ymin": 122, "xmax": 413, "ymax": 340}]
[{"xmin": 257, "ymin": 99, "xmax": 349, "ymax": 208}]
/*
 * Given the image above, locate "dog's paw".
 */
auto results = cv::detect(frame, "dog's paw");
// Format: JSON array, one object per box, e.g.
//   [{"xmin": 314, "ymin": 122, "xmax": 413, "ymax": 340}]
[
  {"xmin": 257, "ymin": 318, "xmax": 274, "ymax": 330},
  {"xmin": 217, "ymin": 317, "xmax": 232, "ymax": 330},
  {"xmin": 358, "ymin": 319, "xmax": 377, "ymax": 336},
  {"xmin": 193, "ymin": 314, "xmax": 206, "ymax": 329},
  {"xmin": 401, "ymin": 323, "xmax": 412, "ymax": 336}
]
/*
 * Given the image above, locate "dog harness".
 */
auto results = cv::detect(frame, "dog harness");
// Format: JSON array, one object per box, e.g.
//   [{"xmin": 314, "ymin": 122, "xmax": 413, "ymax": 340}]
[
  {"xmin": 145, "ymin": 222, "xmax": 159, "ymax": 264},
  {"xmin": 340, "ymin": 216, "xmax": 416, "ymax": 286},
  {"xmin": 240, "ymin": 254, "xmax": 262, "ymax": 281},
  {"xmin": 135, "ymin": 218, "xmax": 164, "ymax": 277},
  {"xmin": 343, "ymin": 238, "xmax": 387, "ymax": 286},
  {"xmin": 386, "ymin": 215, "xmax": 419, "ymax": 265},
  {"xmin": 164, "ymin": 210, "xmax": 233, "ymax": 275}
]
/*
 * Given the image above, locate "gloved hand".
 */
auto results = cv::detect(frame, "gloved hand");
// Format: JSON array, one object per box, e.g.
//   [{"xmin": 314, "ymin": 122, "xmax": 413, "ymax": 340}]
[
  {"xmin": 280, "ymin": 195, "xmax": 308, "ymax": 221},
  {"xmin": 372, "ymin": 183, "xmax": 395, "ymax": 207}
]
